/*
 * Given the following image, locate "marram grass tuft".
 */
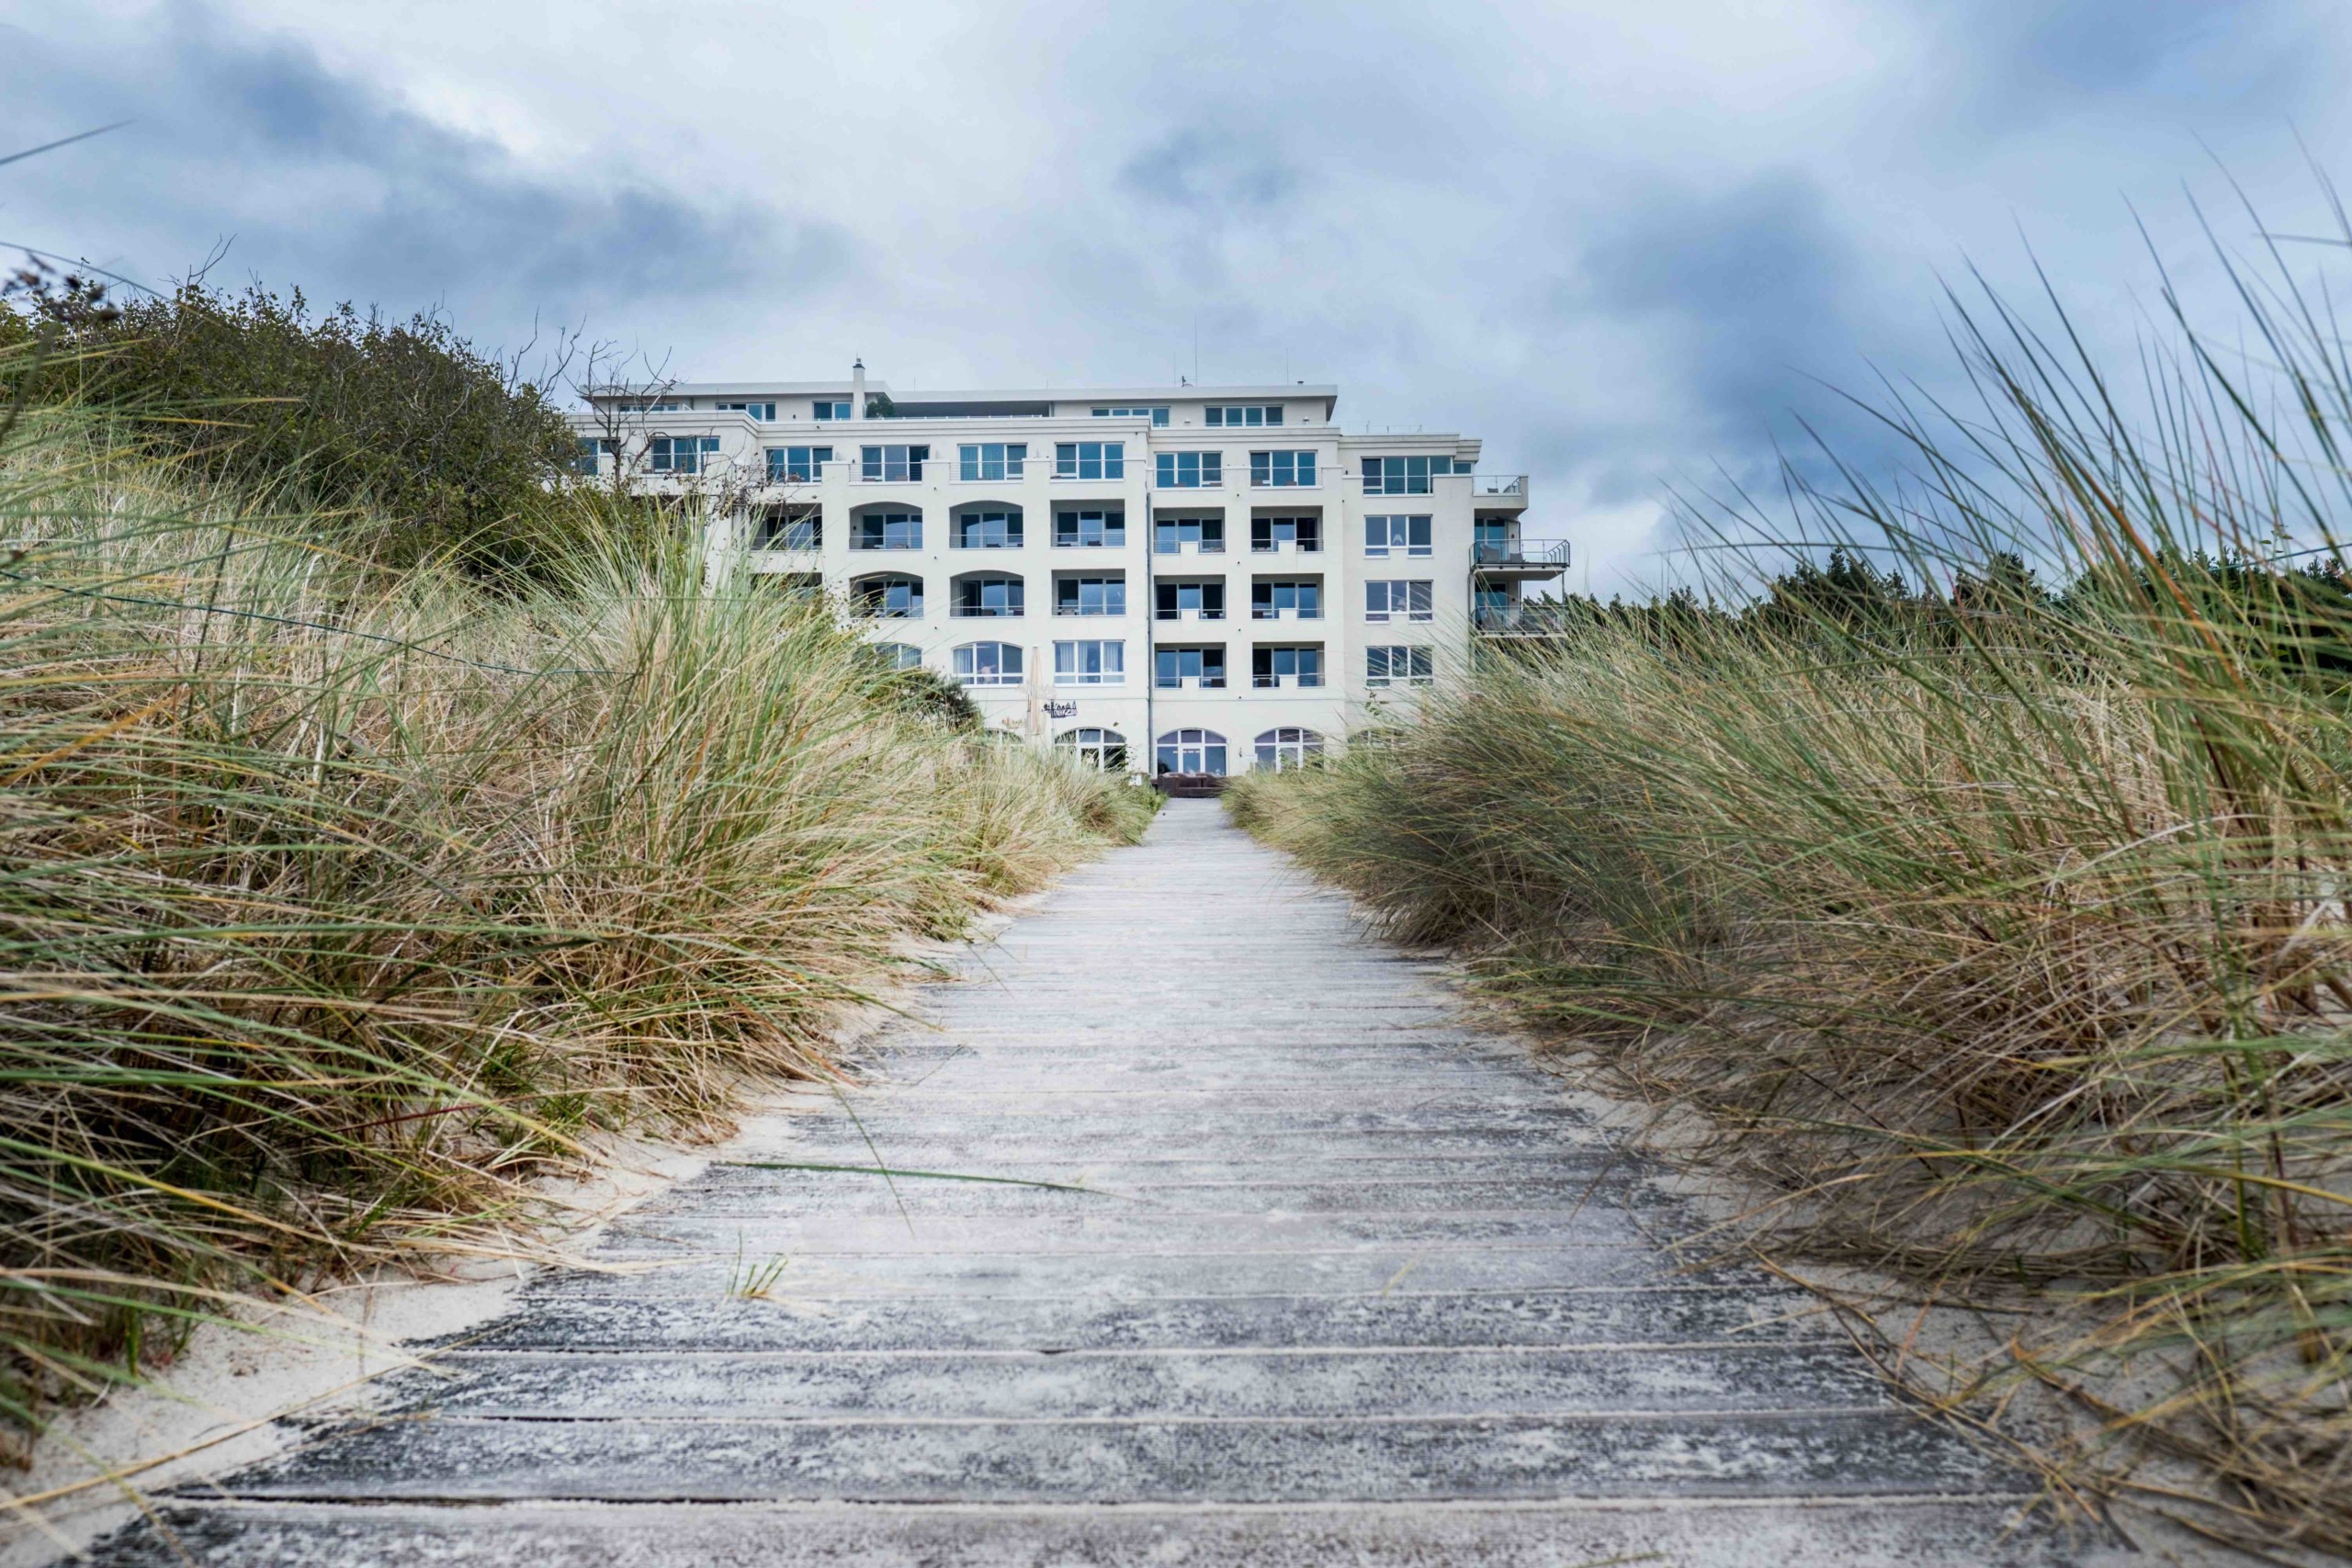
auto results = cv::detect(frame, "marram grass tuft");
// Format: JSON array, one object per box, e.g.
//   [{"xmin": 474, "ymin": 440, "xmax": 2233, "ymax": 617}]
[{"xmin": 0, "ymin": 392, "xmax": 1149, "ymax": 1452}]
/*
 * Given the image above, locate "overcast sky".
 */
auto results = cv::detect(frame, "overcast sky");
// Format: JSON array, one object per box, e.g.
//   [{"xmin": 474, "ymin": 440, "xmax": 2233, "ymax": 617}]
[{"xmin": 4, "ymin": 1, "xmax": 2345, "ymax": 592}]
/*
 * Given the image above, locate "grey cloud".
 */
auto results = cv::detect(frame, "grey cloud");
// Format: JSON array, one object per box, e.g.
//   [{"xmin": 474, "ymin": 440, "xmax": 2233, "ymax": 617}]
[
  {"xmin": 0, "ymin": 5, "xmax": 845, "ymax": 336},
  {"xmin": 1121, "ymin": 130, "xmax": 1300, "ymax": 213}
]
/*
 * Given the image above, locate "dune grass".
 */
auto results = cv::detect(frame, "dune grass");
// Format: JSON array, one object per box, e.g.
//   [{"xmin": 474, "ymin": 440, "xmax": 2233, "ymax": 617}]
[
  {"xmin": 0, "ymin": 397, "xmax": 1152, "ymax": 1454},
  {"xmin": 1230, "ymin": 208, "xmax": 2352, "ymax": 1553}
]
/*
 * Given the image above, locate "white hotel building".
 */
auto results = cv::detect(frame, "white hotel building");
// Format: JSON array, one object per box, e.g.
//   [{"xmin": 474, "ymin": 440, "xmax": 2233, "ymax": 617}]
[{"xmin": 573, "ymin": 366, "xmax": 1566, "ymax": 779}]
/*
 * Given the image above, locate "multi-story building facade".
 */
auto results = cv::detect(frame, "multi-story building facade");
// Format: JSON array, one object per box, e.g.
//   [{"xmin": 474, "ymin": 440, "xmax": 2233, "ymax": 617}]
[{"xmin": 572, "ymin": 366, "xmax": 1566, "ymax": 777}]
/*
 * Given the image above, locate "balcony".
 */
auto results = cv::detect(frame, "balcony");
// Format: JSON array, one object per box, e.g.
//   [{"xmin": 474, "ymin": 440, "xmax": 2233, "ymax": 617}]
[
  {"xmin": 1473, "ymin": 603, "xmax": 1578, "ymax": 637},
  {"xmin": 1471, "ymin": 539, "xmax": 1570, "ymax": 581},
  {"xmin": 1251, "ymin": 672, "xmax": 1326, "ymax": 689},
  {"xmin": 1472, "ymin": 473, "xmax": 1531, "ymax": 501}
]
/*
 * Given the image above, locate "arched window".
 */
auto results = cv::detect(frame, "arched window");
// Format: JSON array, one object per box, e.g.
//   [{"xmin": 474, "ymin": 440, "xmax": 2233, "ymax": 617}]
[
  {"xmin": 951, "ymin": 572, "xmax": 1025, "ymax": 618},
  {"xmin": 869, "ymin": 642, "xmax": 922, "ymax": 671},
  {"xmin": 953, "ymin": 641, "xmax": 1023, "ymax": 687},
  {"xmin": 850, "ymin": 573, "xmax": 923, "ymax": 619},
  {"xmin": 850, "ymin": 504, "xmax": 922, "ymax": 550},
  {"xmin": 1254, "ymin": 727, "xmax": 1323, "ymax": 772},
  {"xmin": 1156, "ymin": 728, "xmax": 1228, "ymax": 776},
  {"xmin": 1056, "ymin": 728, "xmax": 1128, "ymax": 772},
  {"xmin": 952, "ymin": 503, "xmax": 1023, "ymax": 549}
]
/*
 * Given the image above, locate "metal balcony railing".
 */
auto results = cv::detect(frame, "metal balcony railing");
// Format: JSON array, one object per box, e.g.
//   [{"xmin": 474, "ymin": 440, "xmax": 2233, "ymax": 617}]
[
  {"xmin": 1472, "ymin": 538, "xmax": 1571, "ymax": 570},
  {"xmin": 1471, "ymin": 473, "xmax": 1529, "ymax": 498}
]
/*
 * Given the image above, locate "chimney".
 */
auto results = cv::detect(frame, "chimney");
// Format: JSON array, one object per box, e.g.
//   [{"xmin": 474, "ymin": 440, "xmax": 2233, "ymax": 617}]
[{"xmin": 851, "ymin": 358, "xmax": 866, "ymax": 421}]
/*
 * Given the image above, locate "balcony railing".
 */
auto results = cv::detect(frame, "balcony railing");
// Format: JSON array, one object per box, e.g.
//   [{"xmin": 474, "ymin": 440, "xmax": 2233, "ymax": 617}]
[
  {"xmin": 1252, "ymin": 672, "xmax": 1326, "ymax": 689},
  {"xmin": 1472, "ymin": 539, "xmax": 1571, "ymax": 570},
  {"xmin": 1471, "ymin": 473, "xmax": 1529, "ymax": 498}
]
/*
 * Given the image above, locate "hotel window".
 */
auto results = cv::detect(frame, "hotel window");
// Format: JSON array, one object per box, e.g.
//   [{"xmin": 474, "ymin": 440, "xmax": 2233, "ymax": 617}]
[
  {"xmin": 1091, "ymin": 406, "xmax": 1170, "ymax": 426},
  {"xmin": 853, "ymin": 576, "xmax": 922, "ymax": 618},
  {"xmin": 1155, "ymin": 451, "xmax": 1222, "ymax": 488},
  {"xmin": 571, "ymin": 437, "xmax": 616, "ymax": 476},
  {"xmin": 1474, "ymin": 519, "xmax": 1510, "ymax": 561},
  {"xmin": 1057, "ymin": 727, "xmax": 1129, "ymax": 770},
  {"xmin": 1056, "ymin": 576, "xmax": 1125, "ymax": 616},
  {"xmin": 649, "ymin": 435, "xmax": 720, "ymax": 474},
  {"xmin": 1155, "ymin": 514, "xmax": 1225, "ymax": 553},
  {"xmin": 1156, "ymin": 646, "xmax": 1227, "ymax": 690},
  {"xmin": 1252, "ymin": 646, "xmax": 1323, "ymax": 689},
  {"xmin": 1251, "ymin": 515, "xmax": 1319, "ymax": 553},
  {"xmin": 814, "ymin": 400, "xmax": 851, "ymax": 420},
  {"xmin": 952, "ymin": 641, "xmax": 1023, "ymax": 687},
  {"xmin": 751, "ymin": 506, "xmax": 820, "ymax": 549},
  {"xmin": 1252, "ymin": 581, "xmax": 1320, "ymax": 619},
  {"xmin": 860, "ymin": 444, "xmax": 928, "ymax": 481},
  {"xmin": 953, "ymin": 574, "xmax": 1025, "ymax": 618},
  {"xmin": 959, "ymin": 442, "xmax": 1027, "ymax": 481},
  {"xmin": 1362, "ymin": 456, "xmax": 1458, "ymax": 494},
  {"xmin": 1366, "ymin": 646, "xmax": 1435, "ymax": 687},
  {"xmin": 1365, "ymin": 514, "xmax": 1432, "ymax": 558},
  {"xmin": 764, "ymin": 445, "xmax": 832, "ymax": 482},
  {"xmin": 954, "ymin": 507, "xmax": 1023, "ymax": 549},
  {"xmin": 1156, "ymin": 581, "xmax": 1225, "ymax": 620},
  {"xmin": 1254, "ymin": 727, "xmax": 1324, "ymax": 771},
  {"xmin": 1206, "ymin": 405, "xmax": 1283, "ymax": 427},
  {"xmin": 1055, "ymin": 441, "xmax": 1124, "ymax": 479},
  {"xmin": 1054, "ymin": 508, "xmax": 1125, "ymax": 547},
  {"xmin": 1250, "ymin": 450, "xmax": 1317, "ymax": 487},
  {"xmin": 1156, "ymin": 728, "xmax": 1227, "ymax": 776},
  {"xmin": 871, "ymin": 642, "xmax": 922, "ymax": 671},
  {"xmin": 851, "ymin": 511, "xmax": 922, "ymax": 549},
  {"xmin": 1055, "ymin": 639, "xmax": 1125, "ymax": 685},
  {"xmin": 720, "ymin": 400, "xmax": 777, "ymax": 421},
  {"xmin": 1366, "ymin": 581, "xmax": 1434, "ymax": 622}
]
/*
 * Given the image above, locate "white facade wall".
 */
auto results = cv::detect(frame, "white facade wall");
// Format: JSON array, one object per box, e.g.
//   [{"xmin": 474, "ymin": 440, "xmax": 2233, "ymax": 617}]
[{"xmin": 571, "ymin": 380, "xmax": 1548, "ymax": 776}]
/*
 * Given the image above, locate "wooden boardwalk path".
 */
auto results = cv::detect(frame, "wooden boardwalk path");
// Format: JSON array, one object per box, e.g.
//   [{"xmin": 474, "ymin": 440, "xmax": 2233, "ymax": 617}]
[{"xmin": 87, "ymin": 800, "xmax": 2067, "ymax": 1564}]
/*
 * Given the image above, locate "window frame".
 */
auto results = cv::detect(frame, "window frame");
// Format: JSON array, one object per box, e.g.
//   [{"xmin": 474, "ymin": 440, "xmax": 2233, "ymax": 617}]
[
  {"xmin": 1053, "ymin": 507, "xmax": 1126, "ymax": 547},
  {"xmin": 1155, "ymin": 579, "xmax": 1225, "ymax": 620},
  {"xmin": 1154, "ymin": 645, "xmax": 1227, "ymax": 690},
  {"xmin": 1365, "ymin": 580, "xmax": 1435, "ymax": 623},
  {"xmin": 952, "ymin": 573, "xmax": 1026, "ymax": 619},
  {"xmin": 860, "ymin": 444, "xmax": 930, "ymax": 482},
  {"xmin": 852, "ymin": 574, "xmax": 923, "ymax": 619},
  {"xmin": 1365, "ymin": 645, "xmax": 1435, "ymax": 688},
  {"xmin": 952, "ymin": 640, "xmax": 1025, "ymax": 687},
  {"xmin": 1154, "ymin": 514, "xmax": 1226, "ymax": 554},
  {"xmin": 1056, "ymin": 727, "xmax": 1130, "ymax": 770},
  {"xmin": 1365, "ymin": 513, "xmax": 1433, "ymax": 558},
  {"xmin": 649, "ymin": 435, "xmax": 721, "ymax": 474},
  {"xmin": 1251, "ymin": 580, "xmax": 1322, "ymax": 620},
  {"xmin": 1054, "ymin": 441, "xmax": 1125, "ymax": 480},
  {"xmin": 751, "ymin": 505, "xmax": 820, "ymax": 550},
  {"xmin": 764, "ymin": 444, "xmax": 833, "ymax": 483},
  {"xmin": 1206, "ymin": 405, "xmax": 1283, "ymax": 427},
  {"xmin": 958, "ymin": 442, "xmax": 1028, "ymax": 482},
  {"xmin": 953, "ymin": 506, "xmax": 1024, "ymax": 550},
  {"xmin": 850, "ymin": 509, "xmax": 922, "ymax": 550},
  {"xmin": 1250, "ymin": 514, "xmax": 1321, "ymax": 553},
  {"xmin": 1254, "ymin": 726, "xmax": 1324, "ymax": 770},
  {"xmin": 1249, "ymin": 450, "xmax": 1317, "ymax": 488},
  {"xmin": 1054, "ymin": 638, "xmax": 1125, "ymax": 686},
  {"xmin": 1091, "ymin": 406, "xmax": 1170, "ymax": 426},
  {"xmin": 1156, "ymin": 728, "xmax": 1228, "ymax": 777},
  {"xmin": 1251, "ymin": 645, "xmax": 1324, "ymax": 689},
  {"xmin": 1055, "ymin": 575, "xmax": 1126, "ymax": 616},
  {"xmin": 1154, "ymin": 451, "xmax": 1223, "ymax": 489}
]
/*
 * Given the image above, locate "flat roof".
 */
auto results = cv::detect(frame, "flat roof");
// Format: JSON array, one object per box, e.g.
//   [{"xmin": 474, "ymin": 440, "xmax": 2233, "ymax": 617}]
[{"xmin": 591, "ymin": 381, "xmax": 1339, "ymax": 405}]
